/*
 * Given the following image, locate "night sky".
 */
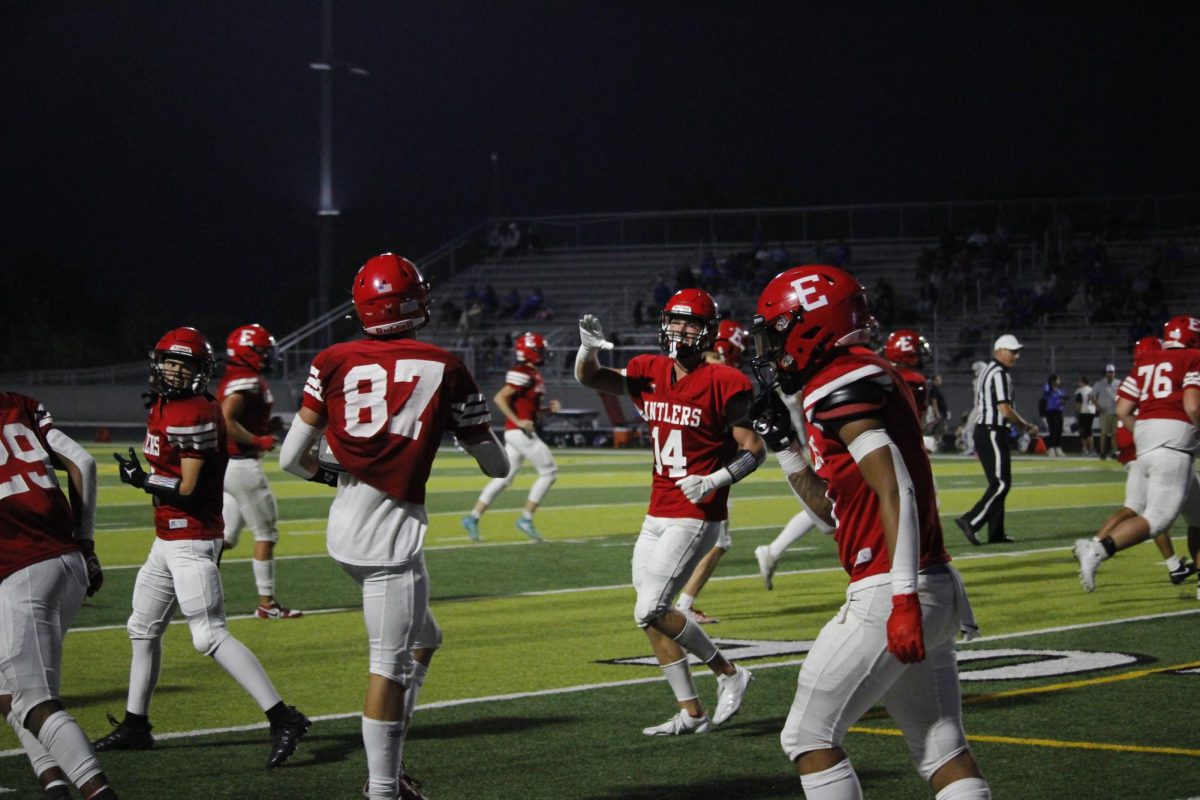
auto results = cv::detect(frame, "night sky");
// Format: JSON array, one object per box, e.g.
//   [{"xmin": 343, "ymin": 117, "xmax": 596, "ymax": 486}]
[{"xmin": 3, "ymin": 2, "xmax": 1197, "ymax": 335}]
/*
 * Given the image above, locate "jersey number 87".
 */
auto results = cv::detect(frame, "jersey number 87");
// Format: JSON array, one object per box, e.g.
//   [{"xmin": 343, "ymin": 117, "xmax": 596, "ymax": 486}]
[{"xmin": 342, "ymin": 360, "xmax": 444, "ymax": 440}]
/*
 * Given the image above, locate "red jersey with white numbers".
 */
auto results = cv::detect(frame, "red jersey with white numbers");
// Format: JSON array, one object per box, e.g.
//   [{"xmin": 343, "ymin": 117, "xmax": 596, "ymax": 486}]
[
  {"xmin": 218, "ymin": 365, "xmax": 274, "ymax": 457},
  {"xmin": 0, "ymin": 393, "xmax": 78, "ymax": 579},
  {"xmin": 301, "ymin": 337, "xmax": 491, "ymax": 504},
  {"xmin": 503, "ymin": 363, "xmax": 544, "ymax": 430},
  {"xmin": 1117, "ymin": 346, "xmax": 1200, "ymax": 454},
  {"xmin": 625, "ymin": 354, "xmax": 753, "ymax": 521},
  {"xmin": 800, "ymin": 349, "xmax": 948, "ymax": 582},
  {"xmin": 144, "ymin": 394, "xmax": 228, "ymax": 540},
  {"xmin": 894, "ymin": 365, "xmax": 928, "ymax": 420}
]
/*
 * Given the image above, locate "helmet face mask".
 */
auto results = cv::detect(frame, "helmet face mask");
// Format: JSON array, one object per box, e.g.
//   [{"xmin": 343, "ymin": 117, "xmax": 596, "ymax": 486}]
[
  {"xmin": 659, "ymin": 289, "xmax": 718, "ymax": 363},
  {"xmin": 149, "ymin": 327, "xmax": 215, "ymax": 398}
]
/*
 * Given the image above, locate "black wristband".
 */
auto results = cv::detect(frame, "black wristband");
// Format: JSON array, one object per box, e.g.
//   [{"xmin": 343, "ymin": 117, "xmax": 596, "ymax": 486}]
[
  {"xmin": 143, "ymin": 473, "xmax": 182, "ymax": 501},
  {"xmin": 307, "ymin": 467, "xmax": 340, "ymax": 487},
  {"xmin": 725, "ymin": 449, "xmax": 761, "ymax": 483}
]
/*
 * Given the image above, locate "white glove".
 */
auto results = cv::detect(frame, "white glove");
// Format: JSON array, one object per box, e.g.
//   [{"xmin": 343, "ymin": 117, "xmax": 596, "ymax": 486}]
[
  {"xmin": 675, "ymin": 468, "xmax": 733, "ymax": 503},
  {"xmin": 578, "ymin": 314, "xmax": 614, "ymax": 356}
]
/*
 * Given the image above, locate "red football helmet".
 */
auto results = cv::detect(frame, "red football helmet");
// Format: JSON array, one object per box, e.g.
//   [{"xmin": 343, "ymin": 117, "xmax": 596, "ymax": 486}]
[
  {"xmin": 225, "ymin": 323, "xmax": 276, "ymax": 371},
  {"xmin": 1133, "ymin": 336, "xmax": 1162, "ymax": 357},
  {"xmin": 713, "ymin": 319, "xmax": 748, "ymax": 366},
  {"xmin": 883, "ymin": 328, "xmax": 930, "ymax": 368},
  {"xmin": 752, "ymin": 264, "xmax": 875, "ymax": 389},
  {"xmin": 352, "ymin": 253, "xmax": 430, "ymax": 336},
  {"xmin": 149, "ymin": 327, "xmax": 216, "ymax": 397},
  {"xmin": 514, "ymin": 331, "xmax": 547, "ymax": 365},
  {"xmin": 660, "ymin": 288, "xmax": 719, "ymax": 361},
  {"xmin": 1162, "ymin": 315, "xmax": 1200, "ymax": 350}
]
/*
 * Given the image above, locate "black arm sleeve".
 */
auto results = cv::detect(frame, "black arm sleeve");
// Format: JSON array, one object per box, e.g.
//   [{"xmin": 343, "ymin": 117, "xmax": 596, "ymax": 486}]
[{"xmin": 812, "ymin": 380, "xmax": 887, "ymax": 432}]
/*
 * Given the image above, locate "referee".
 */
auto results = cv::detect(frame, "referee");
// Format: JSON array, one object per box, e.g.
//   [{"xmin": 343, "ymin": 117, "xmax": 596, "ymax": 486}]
[{"xmin": 956, "ymin": 334, "xmax": 1040, "ymax": 545}]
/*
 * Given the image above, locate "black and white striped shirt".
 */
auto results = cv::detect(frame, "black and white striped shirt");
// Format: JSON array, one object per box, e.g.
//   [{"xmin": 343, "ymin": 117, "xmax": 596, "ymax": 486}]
[{"xmin": 974, "ymin": 359, "xmax": 1013, "ymax": 427}]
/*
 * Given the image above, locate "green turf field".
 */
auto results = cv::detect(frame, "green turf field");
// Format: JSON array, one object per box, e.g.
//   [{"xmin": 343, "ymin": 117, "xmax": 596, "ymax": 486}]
[{"xmin": 2, "ymin": 446, "xmax": 1198, "ymax": 799}]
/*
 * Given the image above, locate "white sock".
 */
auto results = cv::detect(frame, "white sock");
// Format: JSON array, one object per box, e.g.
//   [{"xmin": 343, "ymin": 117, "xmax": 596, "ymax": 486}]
[
  {"xmin": 252, "ymin": 557, "xmax": 275, "ymax": 598},
  {"xmin": 127, "ymin": 638, "xmax": 163, "ymax": 716},
  {"xmin": 771, "ymin": 513, "xmax": 815, "ymax": 560},
  {"xmin": 660, "ymin": 658, "xmax": 699, "ymax": 704},
  {"xmin": 1166, "ymin": 555, "xmax": 1181, "ymax": 571},
  {"xmin": 520, "ymin": 509, "xmax": 534, "ymax": 521},
  {"xmin": 935, "ymin": 777, "xmax": 991, "ymax": 800},
  {"xmin": 799, "ymin": 758, "xmax": 862, "ymax": 800},
  {"xmin": 407, "ymin": 662, "xmax": 428, "ymax": 719},
  {"xmin": 7, "ymin": 708, "xmax": 57, "ymax": 776},
  {"xmin": 209, "ymin": 637, "xmax": 282, "ymax": 711},
  {"xmin": 675, "ymin": 592, "xmax": 695, "ymax": 612},
  {"xmin": 36, "ymin": 710, "xmax": 103, "ymax": 789},
  {"xmin": 362, "ymin": 716, "xmax": 403, "ymax": 800}
]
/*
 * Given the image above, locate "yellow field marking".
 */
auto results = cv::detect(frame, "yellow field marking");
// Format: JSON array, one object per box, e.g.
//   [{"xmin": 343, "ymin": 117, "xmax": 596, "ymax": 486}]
[
  {"xmin": 848, "ymin": 725, "xmax": 1200, "ymax": 757},
  {"xmin": 852, "ymin": 659, "xmax": 1200, "ymax": 758}
]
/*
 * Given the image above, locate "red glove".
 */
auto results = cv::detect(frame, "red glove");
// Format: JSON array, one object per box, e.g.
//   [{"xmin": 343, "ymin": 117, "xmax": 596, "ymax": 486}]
[
  {"xmin": 252, "ymin": 434, "xmax": 276, "ymax": 451},
  {"xmin": 886, "ymin": 593, "xmax": 925, "ymax": 663}
]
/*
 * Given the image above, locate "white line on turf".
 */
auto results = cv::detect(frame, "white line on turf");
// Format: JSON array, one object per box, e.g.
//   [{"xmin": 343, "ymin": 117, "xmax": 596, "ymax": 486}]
[{"xmin": 5, "ymin": 607, "xmax": 1196, "ymax": 759}]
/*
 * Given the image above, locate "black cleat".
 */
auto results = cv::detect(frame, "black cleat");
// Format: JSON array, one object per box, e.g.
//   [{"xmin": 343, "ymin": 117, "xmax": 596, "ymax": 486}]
[
  {"xmin": 92, "ymin": 713, "xmax": 154, "ymax": 751},
  {"xmin": 1169, "ymin": 559, "xmax": 1197, "ymax": 585},
  {"xmin": 361, "ymin": 763, "xmax": 428, "ymax": 800},
  {"xmin": 955, "ymin": 516, "xmax": 980, "ymax": 546},
  {"xmin": 266, "ymin": 706, "xmax": 310, "ymax": 768}
]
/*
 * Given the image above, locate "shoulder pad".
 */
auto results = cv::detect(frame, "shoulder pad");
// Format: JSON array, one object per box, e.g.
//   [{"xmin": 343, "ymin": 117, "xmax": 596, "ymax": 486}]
[{"xmin": 812, "ymin": 380, "xmax": 887, "ymax": 423}]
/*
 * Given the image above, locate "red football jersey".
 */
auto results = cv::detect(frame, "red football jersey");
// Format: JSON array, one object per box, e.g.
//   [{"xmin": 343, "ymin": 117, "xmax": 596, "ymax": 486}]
[
  {"xmin": 894, "ymin": 365, "xmax": 928, "ymax": 420},
  {"xmin": 218, "ymin": 364, "xmax": 274, "ymax": 457},
  {"xmin": 1117, "ymin": 347, "xmax": 1200, "ymax": 423},
  {"xmin": 301, "ymin": 338, "xmax": 491, "ymax": 504},
  {"xmin": 625, "ymin": 354, "xmax": 753, "ymax": 521},
  {"xmin": 800, "ymin": 350, "xmax": 949, "ymax": 582},
  {"xmin": 144, "ymin": 394, "xmax": 228, "ymax": 540},
  {"xmin": 502, "ymin": 363, "xmax": 545, "ymax": 430},
  {"xmin": 0, "ymin": 393, "xmax": 78, "ymax": 580}
]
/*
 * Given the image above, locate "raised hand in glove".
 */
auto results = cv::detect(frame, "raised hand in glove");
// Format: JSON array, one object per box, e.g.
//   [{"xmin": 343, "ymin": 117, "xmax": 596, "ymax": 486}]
[
  {"xmin": 886, "ymin": 593, "xmax": 926, "ymax": 663},
  {"xmin": 578, "ymin": 314, "xmax": 614, "ymax": 355},
  {"xmin": 675, "ymin": 469, "xmax": 731, "ymax": 504},
  {"xmin": 748, "ymin": 389, "xmax": 797, "ymax": 452},
  {"xmin": 113, "ymin": 447, "xmax": 147, "ymax": 488}
]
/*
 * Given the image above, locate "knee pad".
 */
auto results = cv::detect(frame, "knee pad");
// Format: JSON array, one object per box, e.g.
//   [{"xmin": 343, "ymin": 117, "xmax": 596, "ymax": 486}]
[
  {"xmin": 190, "ymin": 621, "xmax": 231, "ymax": 657},
  {"xmin": 369, "ymin": 653, "xmax": 413, "ymax": 686},
  {"xmin": 633, "ymin": 596, "xmax": 668, "ymax": 628},
  {"xmin": 126, "ymin": 611, "xmax": 169, "ymax": 642},
  {"xmin": 1143, "ymin": 506, "xmax": 1176, "ymax": 536},
  {"xmin": 410, "ymin": 613, "xmax": 443, "ymax": 651},
  {"xmin": 534, "ymin": 464, "xmax": 557, "ymax": 480},
  {"xmin": 780, "ymin": 717, "xmax": 838, "ymax": 763}
]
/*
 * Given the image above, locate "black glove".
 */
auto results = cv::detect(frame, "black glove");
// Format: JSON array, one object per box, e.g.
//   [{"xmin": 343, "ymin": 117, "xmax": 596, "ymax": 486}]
[
  {"xmin": 81, "ymin": 544, "xmax": 104, "ymax": 597},
  {"xmin": 307, "ymin": 467, "xmax": 340, "ymax": 487},
  {"xmin": 749, "ymin": 388, "xmax": 797, "ymax": 452},
  {"xmin": 114, "ymin": 447, "xmax": 147, "ymax": 488}
]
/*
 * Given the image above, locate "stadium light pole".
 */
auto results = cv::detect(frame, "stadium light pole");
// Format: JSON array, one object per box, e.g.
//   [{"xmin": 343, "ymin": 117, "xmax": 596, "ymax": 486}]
[{"xmin": 310, "ymin": 0, "xmax": 368, "ymax": 348}]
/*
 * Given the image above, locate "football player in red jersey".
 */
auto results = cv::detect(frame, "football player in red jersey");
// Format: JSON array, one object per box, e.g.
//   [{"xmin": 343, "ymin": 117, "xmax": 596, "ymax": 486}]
[
  {"xmin": 280, "ymin": 254, "xmax": 508, "ymax": 800},
  {"xmin": 750, "ymin": 265, "xmax": 989, "ymax": 799},
  {"xmin": 673, "ymin": 318, "xmax": 751, "ymax": 623},
  {"xmin": 95, "ymin": 328, "xmax": 310, "ymax": 770},
  {"xmin": 0, "ymin": 393, "xmax": 117, "ymax": 800},
  {"xmin": 883, "ymin": 328, "xmax": 931, "ymax": 420},
  {"xmin": 219, "ymin": 323, "xmax": 302, "ymax": 619},
  {"xmin": 576, "ymin": 290, "xmax": 764, "ymax": 736},
  {"xmin": 1075, "ymin": 318, "xmax": 1200, "ymax": 593},
  {"xmin": 462, "ymin": 331, "xmax": 561, "ymax": 542}
]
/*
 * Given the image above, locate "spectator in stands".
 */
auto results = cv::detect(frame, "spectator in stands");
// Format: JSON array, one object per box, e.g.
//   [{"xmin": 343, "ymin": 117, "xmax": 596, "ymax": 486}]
[
  {"xmin": 1042, "ymin": 373, "xmax": 1066, "ymax": 457},
  {"xmin": 514, "ymin": 287, "xmax": 544, "ymax": 321},
  {"xmin": 439, "ymin": 299, "xmax": 461, "ymax": 327},
  {"xmin": 486, "ymin": 225, "xmax": 503, "ymax": 256},
  {"xmin": 633, "ymin": 299, "xmax": 644, "ymax": 327},
  {"xmin": 501, "ymin": 223, "xmax": 522, "ymax": 256},
  {"xmin": 499, "ymin": 287, "xmax": 521, "ymax": 318},
  {"xmin": 480, "ymin": 284, "xmax": 499, "ymax": 317},
  {"xmin": 698, "ymin": 251, "xmax": 720, "ymax": 290},
  {"xmin": 949, "ymin": 323, "xmax": 983, "ymax": 366},
  {"xmin": 1093, "ymin": 365, "xmax": 1119, "ymax": 459},
  {"xmin": 966, "ymin": 226, "xmax": 989, "ymax": 250},
  {"xmin": 675, "ymin": 263, "xmax": 696, "ymax": 292},
  {"xmin": 1066, "ymin": 282, "xmax": 1093, "ymax": 319},
  {"xmin": 652, "ymin": 275, "xmax": 671, "ymax": 309},
  {"xmin": 1075, "ymin": 376, "xmax": 1096, "ymax": 456},
  {"xmin": 871, "ymin": 276, "xmax": 895, "ymax": 328}
]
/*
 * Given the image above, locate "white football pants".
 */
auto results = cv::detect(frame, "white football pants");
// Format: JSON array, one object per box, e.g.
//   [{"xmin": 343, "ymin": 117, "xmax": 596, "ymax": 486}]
[
  {"xmin": 223, "ymin": 457, "xmax": 280, "ymax": 547},
  {"xmin": 476, "ymin": 429, "xmax": 557, "ymax": 507},
  {"xmin": 631, "ymin": 515, "xmax": 722, "ymax": 626}
]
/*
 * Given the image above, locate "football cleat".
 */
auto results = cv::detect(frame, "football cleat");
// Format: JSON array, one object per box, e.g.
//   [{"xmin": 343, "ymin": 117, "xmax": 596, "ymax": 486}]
[
  {"xmin": 1073, "ymin": 539, "xmax": 1104, "ymax": 593},
  {"xmin": 641, "ymin": 710, "xmax": 711, "ymax": 736},
  {"xmin": 1168, "ymin": 559, "xmax": 1197, "ymax": 585},
  {"xmin": 515, "ymin": 517, "xmax": 543, "ymax": 542},
  {"xmin": 755, "ymin": 545, "xmax": 777, "ymax": 591},
  {"xmin": 256, "ymin": 603, "xmax": 304, "ymax": 620},
  {"xmin": 712, "ymin": 666, "xmax": 753, "ymax": 725},
  {"xmin": 461, "ymin": 515, "xmax": 481, "ymax": 543},
  {"xmin": 92, "ymin": 713, "xmax": 154, "ymax": 751},
  {"xmin": 361, "ymin": 765, "xmax": 428, "ymax": 800},
  {"xmin": 955, "ymin": 516, "xmax": 980, "ymax": 546},
  {"xmin": 266, "ymin": 706, "xmax": 310, "ymax": 769}
]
